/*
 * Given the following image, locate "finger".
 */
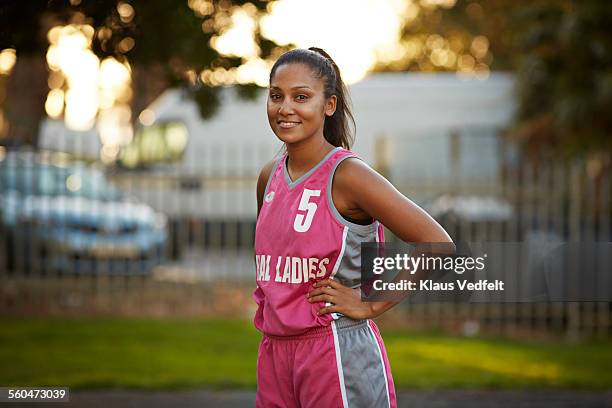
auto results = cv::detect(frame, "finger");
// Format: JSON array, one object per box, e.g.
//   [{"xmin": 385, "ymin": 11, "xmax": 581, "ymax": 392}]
[
  {"xmin": 315, "ymin": 278, "xmax": 342, "ymax": 289},
  {"xmin": 318, "ymin": 305, "xmax": 338, "ymax": 315},
  {"xmin": 313, "ymin": 279, "xmax": 329, "ymax": 288},
  {"xmin": 326, "ymin": 278, "xmax": 344, "ymax": 289},
  {"xmin": 308, "ymin": 294, "xmax": 335, "ymax": 303},
  {"xmin": 307, "ymin": 287, "xmax": 338, "ymax": 298}
]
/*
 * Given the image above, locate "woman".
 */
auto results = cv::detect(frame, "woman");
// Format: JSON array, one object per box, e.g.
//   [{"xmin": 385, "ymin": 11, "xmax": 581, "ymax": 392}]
[{"xmin": 254, "ymin": 47, "xmax": 452, "ymax": 408}]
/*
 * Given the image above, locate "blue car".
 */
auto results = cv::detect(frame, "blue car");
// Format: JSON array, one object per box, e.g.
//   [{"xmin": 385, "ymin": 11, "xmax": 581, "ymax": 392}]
[{"xmin": 0, "ymin": 151, "xmax": 168, "ymax": 274}]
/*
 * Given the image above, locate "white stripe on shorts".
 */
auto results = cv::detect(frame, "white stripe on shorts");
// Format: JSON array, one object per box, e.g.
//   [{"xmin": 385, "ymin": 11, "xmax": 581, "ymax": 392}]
[
  {"xmin": 331, "ymin": 320, "xmax": 349, "ymax": 408},
  {"xmin": 367, "ymin": 320, "xmax": 390, "ymax": 408}
]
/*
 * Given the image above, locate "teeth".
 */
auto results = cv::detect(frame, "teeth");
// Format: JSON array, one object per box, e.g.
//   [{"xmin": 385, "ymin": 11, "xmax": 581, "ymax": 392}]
[{"xmin": 279, "ymin": 121, "xmax": 299, "ymax": 128}]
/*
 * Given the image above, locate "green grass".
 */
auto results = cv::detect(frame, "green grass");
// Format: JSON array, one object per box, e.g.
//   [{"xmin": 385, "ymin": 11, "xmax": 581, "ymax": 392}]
[
  {"xmin": 383, "ymin": 329, "xmax": 612, "ymax": 389},
  {"xmin": 1, "ymin": 318, "xmax": 611, "ymax": 390}
]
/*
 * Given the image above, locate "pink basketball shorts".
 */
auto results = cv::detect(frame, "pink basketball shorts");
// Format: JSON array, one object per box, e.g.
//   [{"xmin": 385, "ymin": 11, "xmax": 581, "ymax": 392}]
[{"xmin": 256, "ymin": 317, "xmax": 397, "ymax": 408}]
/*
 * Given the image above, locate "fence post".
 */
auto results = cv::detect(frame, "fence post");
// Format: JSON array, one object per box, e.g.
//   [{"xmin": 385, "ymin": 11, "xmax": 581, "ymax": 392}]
[
  {"xmin": 567, "ymin": 161, "xmax": 582, "ymax": 342},
  {"xmin": 449, "ymin": 129, "xmax": 461, "ymax": 195},
  {"xmin": 374, "ymin": 134, "xmax": 391, "ymax": 179}
]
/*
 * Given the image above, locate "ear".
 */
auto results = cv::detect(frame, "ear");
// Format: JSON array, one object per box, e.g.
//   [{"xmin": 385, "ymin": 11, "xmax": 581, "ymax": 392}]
[{"xmin": 325, "ymin": 95, "xmax": 337, "ymax": 117}]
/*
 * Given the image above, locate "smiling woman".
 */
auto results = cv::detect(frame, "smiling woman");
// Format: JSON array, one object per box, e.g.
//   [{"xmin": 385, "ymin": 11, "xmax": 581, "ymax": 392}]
[
  {"xmin": 267, "ymin": 47, "xmax": 354, "ymax": 151},
  {"xmin": 252, "ymin": 47, "xmax": 453, "ymax": 408},
  {"xmin": 267, "ymin": 65, "xmax": 335, "ymax": 146}
]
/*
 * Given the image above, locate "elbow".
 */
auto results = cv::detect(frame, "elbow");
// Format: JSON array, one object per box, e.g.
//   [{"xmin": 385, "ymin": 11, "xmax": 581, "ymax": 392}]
[
  {"xmin": 426, "ymin": 228, "xmax": 455, "ymax": 253},
  {"xmin": 438, "ymin": 231, "xmax": 455, "ymax": 253}
]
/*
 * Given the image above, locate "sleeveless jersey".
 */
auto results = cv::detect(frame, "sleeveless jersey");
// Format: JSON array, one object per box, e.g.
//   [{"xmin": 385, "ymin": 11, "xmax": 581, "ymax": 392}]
[{"xmin": 253, "ymin": 147, "xmax": 385, "ymax": 336}]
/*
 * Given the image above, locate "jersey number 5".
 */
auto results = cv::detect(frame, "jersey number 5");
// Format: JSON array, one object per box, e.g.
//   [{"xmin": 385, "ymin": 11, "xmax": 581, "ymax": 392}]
[{"xmin": 293, "ymin": 189, "xmax": 320, "ymax": 232}]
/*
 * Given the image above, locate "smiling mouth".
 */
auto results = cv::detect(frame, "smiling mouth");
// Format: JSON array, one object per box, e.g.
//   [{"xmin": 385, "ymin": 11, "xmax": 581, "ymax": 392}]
[{"xmin": 278, "ymin": 121, "xmax": 301, "ymax": 129}]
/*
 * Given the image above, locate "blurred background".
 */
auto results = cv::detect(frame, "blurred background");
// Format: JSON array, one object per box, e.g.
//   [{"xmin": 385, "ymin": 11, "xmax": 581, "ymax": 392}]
[{"xmin": 0, "ymin": 0, "xmax": 611, "ymax": 405}]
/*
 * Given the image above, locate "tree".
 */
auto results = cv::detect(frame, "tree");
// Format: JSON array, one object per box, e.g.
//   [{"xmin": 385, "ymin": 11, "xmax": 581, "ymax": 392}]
[
  {"xmin": 510, "ymin": 0, "xmax": 612, "ymax": 159},
  {"xmin": 384, "ymin": 0, "xmax": 611, "ymax": 159},
  {"xmin": 0, "ymin": 0, "xmax": 276, "ymax": 145}
]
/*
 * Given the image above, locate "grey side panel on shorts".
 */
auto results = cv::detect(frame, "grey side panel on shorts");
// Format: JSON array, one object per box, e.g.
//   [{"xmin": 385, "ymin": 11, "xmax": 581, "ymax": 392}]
[{"xmin": 336, "ymin": 321, "xmax": 390, "ymax": 408}]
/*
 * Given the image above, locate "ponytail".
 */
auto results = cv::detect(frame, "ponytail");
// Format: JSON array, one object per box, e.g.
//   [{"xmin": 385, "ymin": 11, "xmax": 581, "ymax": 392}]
[{"xmin": 269, "ymin": 48, "xmax": 355, "ymax": 150}]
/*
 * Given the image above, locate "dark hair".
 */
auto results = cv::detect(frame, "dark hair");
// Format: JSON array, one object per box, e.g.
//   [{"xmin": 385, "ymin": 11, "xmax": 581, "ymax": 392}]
[{"xmin": 269, "ymin": 47, "xmax": 355, "ymax": 150}]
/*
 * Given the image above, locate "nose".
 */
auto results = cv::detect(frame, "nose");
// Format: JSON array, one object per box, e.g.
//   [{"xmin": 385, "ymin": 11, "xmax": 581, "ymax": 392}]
[{"xmin": 278, "ymin": 98, "xmax": 294, "ymax": 116}]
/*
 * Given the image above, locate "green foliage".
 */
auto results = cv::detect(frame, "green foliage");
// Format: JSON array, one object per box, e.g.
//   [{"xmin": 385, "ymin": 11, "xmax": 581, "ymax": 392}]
[
  {"xmin": 0, "ymin": 1, "xmax": 50, "ymax": 53},
  {"xmin": 510, "ymin": 0, "xmax": 612, "ymax": 158},
  {"xmin": 1, "ymin": 0, "xmax": 610, "ymax": 156},
  {"xmin": 0, "ymin": 0, "xmax": 272, "ymax": 140},
  {"xmin": 392, "ymin": 0, "xmax": 611, "ymax": 157},
  {"xmin": 235, "ymin": 83, "xmax": 262, "ymax": 101},
  {"xmin": 190, "ymin": 85, "xmax": 221, "ymax": 119}
]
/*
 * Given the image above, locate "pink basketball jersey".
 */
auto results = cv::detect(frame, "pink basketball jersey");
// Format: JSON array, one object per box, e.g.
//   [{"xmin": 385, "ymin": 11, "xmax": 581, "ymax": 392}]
[{"xmin": 253, "ymin": 147, "xmax": 384, "ymax": 336}]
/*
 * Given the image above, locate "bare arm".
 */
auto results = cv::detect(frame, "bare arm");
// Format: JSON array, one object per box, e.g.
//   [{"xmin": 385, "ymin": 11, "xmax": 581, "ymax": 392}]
[
  {"xmin": 308, "ymin": 158, "xmax": 454, "ymax": 319},
  {"xmin": 254, "ymin": 159, "xmax": 276, "ymax": 267},
  {"xmin": 333, "ymin": 158, "xmax": 452, "ymax": 243},
  {"xmin": 256, "ymin": 159, "xmax": 276, "ymax": 217}
]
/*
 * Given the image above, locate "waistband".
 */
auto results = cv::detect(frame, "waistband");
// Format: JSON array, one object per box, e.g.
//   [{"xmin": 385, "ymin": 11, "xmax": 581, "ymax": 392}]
[{"xmin": 263, "ymin": 317, "xmax": 369, "ymax": 341}]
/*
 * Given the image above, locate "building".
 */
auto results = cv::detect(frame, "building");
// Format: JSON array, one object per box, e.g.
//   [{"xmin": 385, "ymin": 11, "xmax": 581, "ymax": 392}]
[{"xmin": 39, "ymin": 72, "xmax": 516, "ymax": 221}]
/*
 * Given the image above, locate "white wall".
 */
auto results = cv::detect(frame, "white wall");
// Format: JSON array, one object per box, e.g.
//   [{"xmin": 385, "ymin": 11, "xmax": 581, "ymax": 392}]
[
  {"xmin": 39, "ymin": 72, "xmax": 517, "ymax": 219},
  {"xmin": 151, "ymin": 72, "xmax": 516, "ymax": 174}
]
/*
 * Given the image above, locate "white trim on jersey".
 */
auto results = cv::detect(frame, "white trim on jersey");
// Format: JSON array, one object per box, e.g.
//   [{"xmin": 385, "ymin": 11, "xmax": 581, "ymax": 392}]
[
  {"xmin": 367, "ymin": 320, "xmax": 391, "ymax": 408},
  {"xmin": 330, "ymin": 226, "xmax": 348, "ymax": 278},
  {"xmin": 329, "ymin": 226, "xmax": 348, "ymax": 320},
  {"xmin": 331, "ymin": 320, "xmax": 349, "ymax": 408}
]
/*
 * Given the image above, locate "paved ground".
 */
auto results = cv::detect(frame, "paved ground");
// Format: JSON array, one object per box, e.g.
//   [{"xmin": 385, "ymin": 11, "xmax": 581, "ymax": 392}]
[{"xmin": 3, "ymin": 390, "xmax": 612, "ymax": 408}]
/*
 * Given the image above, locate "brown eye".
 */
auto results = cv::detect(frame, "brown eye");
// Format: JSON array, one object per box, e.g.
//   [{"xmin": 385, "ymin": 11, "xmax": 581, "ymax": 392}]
[
  {"xmin": 296, "ymin": 95, "xmax": 308, "ymax": 101},
  {"xmin": 269, "ymin": 94, "xmax": 281, "ymax": 101}
]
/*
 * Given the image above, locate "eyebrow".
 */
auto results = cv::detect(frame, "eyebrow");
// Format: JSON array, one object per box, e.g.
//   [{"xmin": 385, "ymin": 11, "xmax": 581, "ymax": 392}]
[{"xmin": 269, "ymin": 86, "xmax": 312, "ymax": 91}]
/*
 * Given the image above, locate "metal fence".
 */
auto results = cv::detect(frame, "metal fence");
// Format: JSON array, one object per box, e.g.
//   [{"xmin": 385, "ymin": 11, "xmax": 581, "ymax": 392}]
[
  {"xmin": 1, "ymin": 132, "xmax": 610, "ymax": 339},
  {"xmin": 385, "ymin": 132, "xmax": 612, "ymax": 340}
]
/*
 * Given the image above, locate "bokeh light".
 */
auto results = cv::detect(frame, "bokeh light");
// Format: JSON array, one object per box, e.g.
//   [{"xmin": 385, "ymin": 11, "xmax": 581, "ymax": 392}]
[
  {"xmin": 45, "ymin": 24, "xmax": 99, "ymax": 130},
  {"xmin": 0, "ymin": 48, "xmax": 17, "ymax": 75},
  {"xmin": 97, "ymin": 99, "xmax": 133, "ymax": 163},
  {"xmin": 188, "ymin": 0, "xmax": 215, "ymax": 17},
  {"xmin": 420, "ymin": 0, "xmax": 456, "ymax": 8},
  {"xmin": 117, "ymin": 2, "xmax": 135, "ymax": 23},
  {"xmin": 45, "ymin": 24, "xmax": 134, "ymax": 162},
  {"xmin": 44, "ymin": 89, "xmax": 65, "ymax": 119},
  {"xmin": 471, "ymin": 36, "xmax": 489, "ymax": 59},
  {"xmin": 66, "ymin": 173, "xmax": 82, "ymax": 192},
  {"xmin": 205, "ymin": 0, "xmax": 491, "ymax": 84},
  {"xmin": 210, "ymin": 4, "xmax": 259, "ymax": 58},
  {"xmin": 138, "ymin": 108, "xmax": 156, "ymax": 126}
]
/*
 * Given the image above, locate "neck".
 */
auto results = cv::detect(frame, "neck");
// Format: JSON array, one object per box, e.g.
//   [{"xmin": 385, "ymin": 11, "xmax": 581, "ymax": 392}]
[{"xmin": 286, "ymin": 137, "xmax": 335, "ymax": 176}]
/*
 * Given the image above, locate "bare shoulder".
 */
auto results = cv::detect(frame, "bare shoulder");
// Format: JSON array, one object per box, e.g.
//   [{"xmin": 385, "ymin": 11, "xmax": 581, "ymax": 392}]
[
  {"xmin": 334, "ymin": 156, "xmax": 453, "ymax": 243},
  {"xmin": 333, "ymin": 156, "xmax": 387, "ymax": 194},
  {"xmin": 331, "ymin": 156, "xmax": 390, "ymax": 220},
  {"xmin": 256, "ymin": 158, "xmax": 278, "ymax": 214},
  {"xmin": 257, "ymin": 159, "xmax": 276, "ymax": 188}
]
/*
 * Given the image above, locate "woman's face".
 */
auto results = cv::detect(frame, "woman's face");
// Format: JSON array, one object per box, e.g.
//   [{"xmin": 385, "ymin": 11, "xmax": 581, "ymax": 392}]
[{"xmin": 267, "ymin": 63, "xmax": 336, "ymax": 146}]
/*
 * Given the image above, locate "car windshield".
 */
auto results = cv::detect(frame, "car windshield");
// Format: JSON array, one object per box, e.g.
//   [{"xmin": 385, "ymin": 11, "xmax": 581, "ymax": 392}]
[{"xmin": 0, "ymin": 161, "xmax": 121, "ymax": 201}]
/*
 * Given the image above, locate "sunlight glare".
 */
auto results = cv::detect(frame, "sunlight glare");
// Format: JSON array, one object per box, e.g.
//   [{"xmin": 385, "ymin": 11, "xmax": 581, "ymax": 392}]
[
  {"xmin": 259, "ymin": 0, "xmax": 410, "ymax": 83},
  {"xmin": 211, "ymin": 6, "xmax": 260, "ymax": 58}
]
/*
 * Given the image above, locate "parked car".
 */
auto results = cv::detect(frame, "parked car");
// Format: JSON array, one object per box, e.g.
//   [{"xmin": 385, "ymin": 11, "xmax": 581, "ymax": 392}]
[
  {"xmin": 422, "ymin": 194, "xmax": 515, "ymax": 242},
  {"xmin": 0, "ymin": 151, "xmax": 168, "ymax": 274}
]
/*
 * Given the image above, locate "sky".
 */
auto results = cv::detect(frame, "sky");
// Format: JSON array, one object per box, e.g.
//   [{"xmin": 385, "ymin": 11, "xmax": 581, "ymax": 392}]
[{"xmin": 211, "ymin": 0, "xmax": 419, "ymax": 85}]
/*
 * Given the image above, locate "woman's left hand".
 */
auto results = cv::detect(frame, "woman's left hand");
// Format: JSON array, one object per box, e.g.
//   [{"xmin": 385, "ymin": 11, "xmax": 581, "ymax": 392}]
[{"xmin": 307, "ymin": 278, "xmax": 375, "ymax": 320}]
